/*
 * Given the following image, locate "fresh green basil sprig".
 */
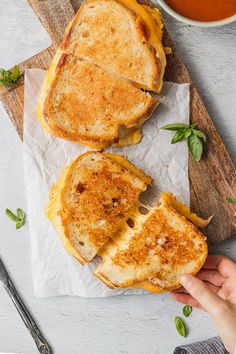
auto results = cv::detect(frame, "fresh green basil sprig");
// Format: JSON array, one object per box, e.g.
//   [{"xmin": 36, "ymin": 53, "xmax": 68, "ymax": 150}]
[
  {"xmin": 0, "ymin": 66, "xmax": 21, "ymax": 87},
  {"xmin": 6, "ymin": 208, "xmax": 26, "ymax": 229},
  {"xmin": 160, "ymin": 123, "xmax": 206, "ymax": 161},
  {"xmin": 175, "ymin": 316, "xmax": 186, "ymax": 337},
  {"xmin": 226, "ymin": 198, "xmax": 236, "ymax": 205},
  {"xmin": 183, "ymin": 305, "xmax": 192, "ymax": 317}
]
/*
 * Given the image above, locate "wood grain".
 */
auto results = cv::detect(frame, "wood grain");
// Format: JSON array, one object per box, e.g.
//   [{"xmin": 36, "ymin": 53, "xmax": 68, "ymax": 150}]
[
  {"xmin": 0, "ymin": 0, "xmax": 235, "ymax": 245},
  {"xmin": 163, "ymin": 31, "xmax": 236, "ymax": 243}
]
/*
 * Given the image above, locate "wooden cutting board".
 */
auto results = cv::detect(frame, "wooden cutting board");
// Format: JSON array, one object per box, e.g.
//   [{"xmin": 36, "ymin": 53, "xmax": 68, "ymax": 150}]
[{"xmin": 0, "ymin": 0, "xmax": 235, "ymax": 245}]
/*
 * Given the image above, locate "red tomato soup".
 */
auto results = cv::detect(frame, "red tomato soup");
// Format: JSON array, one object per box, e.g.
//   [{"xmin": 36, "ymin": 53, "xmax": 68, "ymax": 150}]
[{"xmin": 164, "ymin": 0, "xmax": 236, "ymax": 22}]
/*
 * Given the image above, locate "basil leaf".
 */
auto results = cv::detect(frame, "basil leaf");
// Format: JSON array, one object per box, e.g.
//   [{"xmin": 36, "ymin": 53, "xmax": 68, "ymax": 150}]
[
  {"xmin": 6, "ymin": 208, "xmax": 18, "ymax": 222},
  {"xmin": 193, "ymin": 129, "xmax": 207, "ymax": 142},
  {"xmin": 17, "ymin": 208, "xmax": 26, "ymax": 221},
  {"xmin": 226, "ymin": 198, "xmax": 236, "ymax": 205},
  {"xmin": 161, "ymin": 122, "xmax": 206, "ymax": 162},
  {"xmin": 184, "ymin": 129, "xmax": 193, "ymax": 139},
  {"xmin": 16, "ymin": 222, "xmax": 21, "ymax": 230},
  {"xmin": 188, "ymin": 134, "xmax": 203, "ymax": 161},
  {"xmin": 0, "ymin": 66, "xmax": 21, "ymax": 87},
  {"xmin": 183, "ymin": 305, "xmax": 192, "ymax": 317},
  {"xmin": 160, "ymin": 123, "xmax": 190, "ymax": 131},
  {"xmin": 6, "ymin": 208, "xmax": 26, "ymax": 229},
  {"xmin": 0, "ymin": 74, "xmax": 12, "ymax": 86},
  {"xmin": 175, "ymin": 316, "xmax": 186, "ymax": 337},
  {"xmin": 0, "ymin": 69, "xmax": 12, "ymax": 86},
  {"xmin": 11, "ymin": 65, "xmax": 21, "ymax": 83},
  {"xmin": 16, "ymin": 221, "xmax": 23, "ymax": 230},
  {"xmin": 0, "ymin": 69, "xmax": 10, "ymax": 79},
  {"xmin": 171, "ymin": 130, "xmax": 189, "ymax": 144}
]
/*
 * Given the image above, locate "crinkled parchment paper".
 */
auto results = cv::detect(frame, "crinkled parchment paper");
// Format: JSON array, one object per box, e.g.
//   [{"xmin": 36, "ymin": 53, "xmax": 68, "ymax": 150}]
[{"xmin": 23, "ymin": 69, "xmax": 189, "ymax": 297}]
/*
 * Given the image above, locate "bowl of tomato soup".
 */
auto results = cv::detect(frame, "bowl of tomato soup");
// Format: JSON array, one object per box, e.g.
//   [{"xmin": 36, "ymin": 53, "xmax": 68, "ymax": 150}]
[{"xmin": 157, "ymin": 0, "xmax": 236, "ymax": 27}]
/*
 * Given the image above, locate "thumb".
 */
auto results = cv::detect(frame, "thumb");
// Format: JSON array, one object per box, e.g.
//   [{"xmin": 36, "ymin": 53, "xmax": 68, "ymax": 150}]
[{"xmin": 181, "ymin": 274, "xmax": 227, "ymax": 317}]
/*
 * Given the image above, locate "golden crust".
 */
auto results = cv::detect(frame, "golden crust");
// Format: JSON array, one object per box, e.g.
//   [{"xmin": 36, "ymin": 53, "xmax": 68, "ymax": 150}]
[
  {"xmin": 95, "ymin": 272, "xmax": 118, "ymax": 289},
  {"xmin": 118, "ymin": 0, "xmax": 166, "ymax": 92},
  {"xmin": 61, "ymin": 0, "xmax": 162, "ymax": 92}
]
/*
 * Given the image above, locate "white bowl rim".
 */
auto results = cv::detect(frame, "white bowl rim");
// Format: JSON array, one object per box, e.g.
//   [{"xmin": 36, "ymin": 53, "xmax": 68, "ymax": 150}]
[{"xmin": 157, "ymin": 0, "xmax": 236, "ymax": 27}]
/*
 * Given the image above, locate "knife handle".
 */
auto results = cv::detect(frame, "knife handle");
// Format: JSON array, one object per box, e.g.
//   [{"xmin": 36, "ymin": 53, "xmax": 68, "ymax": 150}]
[{"xmin": 3, "ymin": 277, "xmax": 52, "ymax": 354}]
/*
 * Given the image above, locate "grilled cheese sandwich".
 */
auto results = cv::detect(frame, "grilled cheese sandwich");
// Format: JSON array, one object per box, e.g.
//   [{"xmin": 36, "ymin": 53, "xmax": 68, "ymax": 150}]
[
  {"xmin": 47, "ymin": 152, "xmax": 210, "ymax": 293},
  {"xmin": 37, "ymin": 0, "xmax": 166, "ymax": 148}
]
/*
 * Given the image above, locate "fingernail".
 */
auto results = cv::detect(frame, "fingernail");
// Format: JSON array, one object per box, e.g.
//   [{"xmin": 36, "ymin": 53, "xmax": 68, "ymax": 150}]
[{"xmin": 180, "ymin": 274, "xmax": 194, "ymax": 287}]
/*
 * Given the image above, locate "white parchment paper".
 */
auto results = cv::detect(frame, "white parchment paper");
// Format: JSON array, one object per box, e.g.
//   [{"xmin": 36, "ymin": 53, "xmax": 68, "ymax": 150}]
[{"xmin": 23, "ymin": 69, "xmax": 190, "ymax": 297}]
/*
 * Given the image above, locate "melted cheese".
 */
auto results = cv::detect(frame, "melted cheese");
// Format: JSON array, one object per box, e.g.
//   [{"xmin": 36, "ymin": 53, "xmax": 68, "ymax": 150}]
[
  {"xmin": 103, "ymin": 153, "xmax": 152, "ymax": 184},
  {"xmin": 36, "ymin": 50, "xmax": 62, "ymax": 134},
  {"xmin": 46, "ymin": 160, "xmax": 87, "ymax": 264},
  {"xmin": 114, "ymin": 127, "xmax": 142, "ymax": 147},
  {"xmin": 131, "ymin": 280, "xmax": 167, "ymax": 294},
  {"xmin": 142, "ymin": 5, "xmax": 164, "ymax": 41},
  {"xmin": 161, "ymin": 192, "xmax": 213, "ymax": 228}
]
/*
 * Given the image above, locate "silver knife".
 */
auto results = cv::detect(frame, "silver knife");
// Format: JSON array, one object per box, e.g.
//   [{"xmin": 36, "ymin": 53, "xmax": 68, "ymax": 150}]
[{"xmin": 0, "ymin": 256, "xmax": 52, "ymax": 354}]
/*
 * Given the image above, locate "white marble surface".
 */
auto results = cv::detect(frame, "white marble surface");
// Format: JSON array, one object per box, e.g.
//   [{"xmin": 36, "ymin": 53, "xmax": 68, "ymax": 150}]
[{"xmin": 0, "ymin": 1, "xmax": 236, "ymax": 354}]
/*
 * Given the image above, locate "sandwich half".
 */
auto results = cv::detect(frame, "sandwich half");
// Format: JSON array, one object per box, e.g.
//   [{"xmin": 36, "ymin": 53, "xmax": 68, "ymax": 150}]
[
  {"xmin": 37, "ymin": 0, "xmax": 166, "ymax": 148},
  {"xmin": 46, "ymin": 152, "xmax": 152, "ymax": 264},
  {"xmin": 37, "ymin": 52, "xmax": 158, "ymax": 149},
  {"xmin": 61, "ymin": 0, "xmax": 166, "ymax": 93},
  {"xmin": 94, "ymin": 193, "xmax": 208, "ymax": 292}
]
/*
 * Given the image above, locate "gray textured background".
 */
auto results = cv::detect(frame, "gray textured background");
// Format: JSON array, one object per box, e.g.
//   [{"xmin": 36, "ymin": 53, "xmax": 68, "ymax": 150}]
[{"xmin": 0, "ymin": 1, "xmax": 235, "ymax": 353}]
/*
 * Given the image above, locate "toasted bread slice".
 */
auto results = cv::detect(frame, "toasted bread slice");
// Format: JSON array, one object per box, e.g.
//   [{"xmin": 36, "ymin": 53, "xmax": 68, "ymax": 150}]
[
  {"xmin": 94, "ymin": 195, "xmax": 208, "ymax": 291},
  {"xmin": 46, "ymin": 152, "xmax": 152, "ymax": 264},
  {"xmin": 61, "ymin": 0, "xmax": 166, "ymax": 92},
  {"xmin": 37, "ymin": 52, "xmax": 158, "ymax": 148}
]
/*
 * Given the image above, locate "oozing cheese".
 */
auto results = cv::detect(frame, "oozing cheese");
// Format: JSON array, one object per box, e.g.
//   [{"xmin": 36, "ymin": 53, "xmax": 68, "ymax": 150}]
[
  {"xmin": 114, "ymin": 127, "xmax": 142, "ymax": 147},
  {"xmin": 131, "ymin": 280, "xmax": 168, "ymax": 293},
  {"xmin": 161, "ymin": 192, "xmax": 213, "ymax": 228},
  {"xmin": 36, "ymin": 50, "xmax": 62, "ymax": 134},
  {"xmin": 46, "ymin": 160, "xmax": 88, "ymax": 264},
  {"xmin": 104, "ymin": 153, "xmax": 152, "ymax": 184}
]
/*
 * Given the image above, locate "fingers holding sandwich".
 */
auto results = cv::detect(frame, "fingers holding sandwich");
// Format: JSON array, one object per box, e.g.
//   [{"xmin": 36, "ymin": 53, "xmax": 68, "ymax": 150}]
[{"xmin": 173, "ymin": 274, "xmax": 227, "ymax": 318}]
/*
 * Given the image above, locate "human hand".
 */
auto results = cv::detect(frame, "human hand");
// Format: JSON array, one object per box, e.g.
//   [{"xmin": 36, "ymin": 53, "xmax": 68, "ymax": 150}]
[{"xmin": 171, "ymin": 255, "xmax": 236, "ymax": 354}]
